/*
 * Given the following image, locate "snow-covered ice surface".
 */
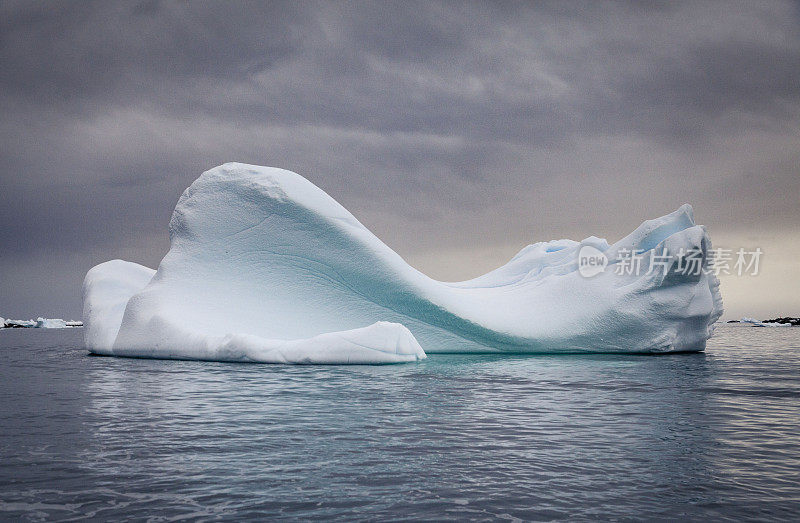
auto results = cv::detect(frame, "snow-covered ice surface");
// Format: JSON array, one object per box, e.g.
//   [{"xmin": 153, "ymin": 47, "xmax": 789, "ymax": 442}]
[{"xmin": 83, "ymin": 163, "xmax": 723, "ymax": 364}]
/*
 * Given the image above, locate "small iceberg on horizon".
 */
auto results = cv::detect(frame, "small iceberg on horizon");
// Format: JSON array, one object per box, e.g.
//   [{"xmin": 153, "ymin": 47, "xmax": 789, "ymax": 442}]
[
  {"xmin": 2, "ymin": 318, "xmax": 83, "ymax": 329},
  {"xmin": 83, "ymin": 163, "xmax": 723, "ymax": 364},
  {"xmin": 739, "ymin": 317, "xmax": 793, "ymax": 328}
]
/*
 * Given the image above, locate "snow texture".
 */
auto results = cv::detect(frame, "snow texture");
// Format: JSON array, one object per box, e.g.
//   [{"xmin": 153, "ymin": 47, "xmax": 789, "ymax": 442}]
[{"xmin": 83, "ymin": 163, "xmax": 723, "ymax": 363}]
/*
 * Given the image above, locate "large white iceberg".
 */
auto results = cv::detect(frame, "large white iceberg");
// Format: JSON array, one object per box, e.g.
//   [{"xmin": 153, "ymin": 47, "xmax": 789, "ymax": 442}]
[{"xmin": 83, "ymin": 162, "xmax": 722, "ymax": 363}]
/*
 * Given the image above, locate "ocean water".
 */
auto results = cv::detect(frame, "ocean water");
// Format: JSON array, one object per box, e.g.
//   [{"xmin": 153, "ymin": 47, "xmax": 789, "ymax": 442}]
[{"xmin": 1, "ymin": 325, "xmax": 799, "ymax": 521}]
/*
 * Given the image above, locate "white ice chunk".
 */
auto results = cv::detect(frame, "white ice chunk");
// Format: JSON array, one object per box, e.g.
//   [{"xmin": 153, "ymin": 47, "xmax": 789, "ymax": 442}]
[
  {"xmin": 4, "ymin": 319, "xmax": 36, "ymax": 328},
  {"xmin": 35, "ymin": 318, "xmax": 67, "ymax": 328},
  {"xmin": 82, "ymin": 260, "xmax": 156, "ymax": 352}
]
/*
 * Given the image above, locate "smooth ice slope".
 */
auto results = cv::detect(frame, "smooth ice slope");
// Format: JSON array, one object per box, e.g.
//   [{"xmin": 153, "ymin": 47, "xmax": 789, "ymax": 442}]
[
  {"xmin": 84, "ymin": 163, "xmax": 722, "ymax": 363},
  {"xmin": 83, "ymin": 260, "xmax": 156, "ymax": 350}
]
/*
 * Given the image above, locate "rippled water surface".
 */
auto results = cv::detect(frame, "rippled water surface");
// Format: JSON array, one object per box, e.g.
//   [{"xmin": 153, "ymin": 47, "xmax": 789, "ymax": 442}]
[{"xmin": 1, "ymin": 325, "xmax": 799, "ymax": 520}]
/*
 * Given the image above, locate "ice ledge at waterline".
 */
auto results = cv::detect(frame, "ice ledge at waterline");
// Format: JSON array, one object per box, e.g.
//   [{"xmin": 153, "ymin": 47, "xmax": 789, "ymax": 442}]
[{"xmin": 82, "ymin": 163, "xmax": 723, "ymax": 364}]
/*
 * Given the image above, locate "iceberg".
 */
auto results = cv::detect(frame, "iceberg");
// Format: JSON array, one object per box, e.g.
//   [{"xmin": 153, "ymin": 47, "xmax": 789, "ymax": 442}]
[
  {"xmin": 83, "ymin": 162, "xmax": 722, "ymax": 364},
  {"xmin": 35, "ymin": 318, "xmax": 67, "ymax": 329},
  {"xmin": 740, "ymin": 317, "xmax": 792, "ymax": 327},
  {"xmin": 4, "ymin": 319, "xmax": 37, "ymax": 328},
  {"xmin": 1, "ymin": 318, "xmax": 81, "ymax": 329}
]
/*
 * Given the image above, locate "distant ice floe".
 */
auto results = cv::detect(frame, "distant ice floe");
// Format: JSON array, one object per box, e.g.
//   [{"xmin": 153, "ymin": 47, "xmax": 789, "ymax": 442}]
[
  {"xmin": 1, "ymin": 317, "xmax": 83, "ymax": 329},
  {"xmin": 83, "ymin": 163, "xmax": 724, "ymax": 364},
  {"xmin": 739, "ymin": 317, "xmax": 793, "ymax": 327}
]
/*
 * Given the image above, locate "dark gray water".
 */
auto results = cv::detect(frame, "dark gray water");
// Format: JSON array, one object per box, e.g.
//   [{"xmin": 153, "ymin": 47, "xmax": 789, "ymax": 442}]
[{"xmin": 1, "ymin": 325, "xmax": 799, "ymax": 521}]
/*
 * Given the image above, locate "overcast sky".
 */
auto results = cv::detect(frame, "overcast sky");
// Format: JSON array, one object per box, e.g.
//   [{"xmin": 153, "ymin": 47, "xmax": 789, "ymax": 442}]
[{"xmin": 1, "ymin": 0, "xmax": 798, "ymax": 320}]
